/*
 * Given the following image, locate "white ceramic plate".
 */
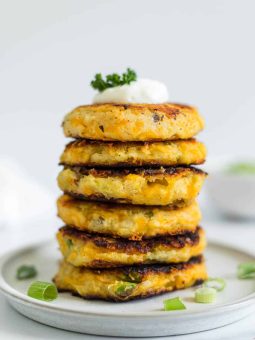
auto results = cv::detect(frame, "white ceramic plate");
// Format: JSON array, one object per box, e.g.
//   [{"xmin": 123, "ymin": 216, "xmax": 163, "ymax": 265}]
[{"xmin": 0, "ymin": 240, "xmax": 255, "ymax": 337}]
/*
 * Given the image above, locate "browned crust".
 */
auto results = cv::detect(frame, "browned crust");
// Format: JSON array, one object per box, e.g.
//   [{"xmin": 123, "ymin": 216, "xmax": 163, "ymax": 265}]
[
  {"xmin": 61, "ymin": 159, "xmax": 205, "ymax": 168},
  {"xmin": 58, "ymin": 194, "xmax": 190, "ymax": 212},
  {"xmin": 64, "ymin": 165, "xmax": 207, "ymax": 177},
  {"xmin": 63, "ymin": 191, "xmax": 191, "ymax": 207},
  {"xmin": 64, "ymin": 138, "xmax": 198, "ymax": 148},
  {"xmin": 60, "ymin": 226, "xmax": 201, "ymax": 254},
  {"xmin": 66, "ymin": 103, "xmax": 195, "ymax": 120},
  {"xmin": 107, "ymin": 254, "xmax": 203, "ymax": 275},
  {"xmin": 55, "ymin": 255, "xmax": 203, "ymax": 277},
  {"xmin": 60, "ymin": 223, "xmax": 198, "ymax": 240}
]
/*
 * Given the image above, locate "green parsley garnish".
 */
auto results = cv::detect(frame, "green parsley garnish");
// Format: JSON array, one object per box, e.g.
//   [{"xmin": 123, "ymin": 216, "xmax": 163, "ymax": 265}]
[
  {"xmin": 16, "ymin": 265, "xmax": 37, "ymax": 280},
  {"xmin": 91, "ymin": 68, "xmax": 137, "ymax": 92}
]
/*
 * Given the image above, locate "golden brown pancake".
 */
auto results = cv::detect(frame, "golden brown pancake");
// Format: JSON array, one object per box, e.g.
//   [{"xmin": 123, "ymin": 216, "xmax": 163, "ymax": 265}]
[
  {"xmin": 53, "ymin": 255, "xmax": 207, "ymax": 301},
  {"xmin": 60, "ymin": 139, "xmax": 206, "ymax": 167},
  {"xmin": 62, "ymin": 103, "xmax": 204, "ymax": 141},
  {"xmin": 57, "ymin": 166, "xmax": 207, "ymax": 206},
  {"xmin": 56, "ymin": 226, "xmax": 206, "ymax": 268},
  {"xmin": 57, "ymin": 195, "xmax": 201, "ymax": 240}
]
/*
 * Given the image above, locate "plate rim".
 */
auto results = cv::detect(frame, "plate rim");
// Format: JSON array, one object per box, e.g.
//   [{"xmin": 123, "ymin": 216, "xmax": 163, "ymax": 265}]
[{"xmin": 0, "ymin": 239, "xmax": 255, "ymax": 319}]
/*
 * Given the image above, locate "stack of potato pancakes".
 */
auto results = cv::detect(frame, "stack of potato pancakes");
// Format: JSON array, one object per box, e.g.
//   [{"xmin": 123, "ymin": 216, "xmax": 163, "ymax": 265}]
[{"xmin": 54, "ymin": 103, "xmax": 208, "ymax": 302}]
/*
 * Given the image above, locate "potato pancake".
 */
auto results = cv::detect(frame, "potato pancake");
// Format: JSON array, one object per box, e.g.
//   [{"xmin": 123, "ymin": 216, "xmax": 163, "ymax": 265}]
[
  {"xmin": 60, "ymin": 139, "xmax": 206, "ymax": 167},
  {"xmin": 56, "ymin": 226, "xmax": 206, "ymax": 268},
  {"xmin": 62, "ymin": 103, "xmax": 204, "ymax": 141},
  {"xmin": 57, "ymin": 195, "xmax": 201, "ymax": 240},
  {"xmin": 57, "ymin": 166, "xmax": 207, "ymax": 206},
  {"xmin": 53, "ymin": 255, "xmax": 207, "ymax": 301}
]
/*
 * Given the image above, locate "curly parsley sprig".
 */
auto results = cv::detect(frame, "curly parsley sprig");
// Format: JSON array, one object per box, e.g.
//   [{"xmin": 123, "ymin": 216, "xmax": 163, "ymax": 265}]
[{"xmin": 91, "ymin": 68, "xmax": 137, "ymax": 92}]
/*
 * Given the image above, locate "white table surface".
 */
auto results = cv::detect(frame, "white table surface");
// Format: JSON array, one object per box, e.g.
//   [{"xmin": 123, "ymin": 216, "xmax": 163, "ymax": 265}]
[{"xmin": 1, "ymin": 219, "xmax": 255, "ymax": 340}]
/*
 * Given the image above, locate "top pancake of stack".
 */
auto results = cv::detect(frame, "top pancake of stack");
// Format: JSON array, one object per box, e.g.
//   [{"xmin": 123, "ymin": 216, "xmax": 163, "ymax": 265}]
[{"xmin": 62, "ymin": 103, "xmax": 204, "ymax": 142}]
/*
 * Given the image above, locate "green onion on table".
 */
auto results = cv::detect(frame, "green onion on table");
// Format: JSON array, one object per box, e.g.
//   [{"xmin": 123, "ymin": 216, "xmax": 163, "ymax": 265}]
[
  {"xmin": 16, "ymin": 265, "xmax": 37, "ymax": 280},
  {"xmin": 238, "ymin": 262, "xmax": 255, "ymax": 279},
  {"xmin": 203, "ymin": 278, "xmax": 226, "ymax": 291},
  {"xmin": 27, "ymin": 281, "xmax": 58, "ymax": 302},
  {"xmin": 163, "ymin": 297, "xmax": 186, "ymax": 311},
  {"xmin": 195, "ymin": 287, "xmax": 217, "ymax": 304}
]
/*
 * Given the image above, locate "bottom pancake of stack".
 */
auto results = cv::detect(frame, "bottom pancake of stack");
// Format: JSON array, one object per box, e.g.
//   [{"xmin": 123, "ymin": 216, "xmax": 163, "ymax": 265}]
[{"xmin": 53, "ymin": 255, "xmax": 207, "ymax": 302}]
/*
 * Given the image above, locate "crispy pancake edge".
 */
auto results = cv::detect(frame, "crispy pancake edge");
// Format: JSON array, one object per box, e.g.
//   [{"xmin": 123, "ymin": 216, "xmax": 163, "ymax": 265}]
[
  {"xmin": 59, "ymin": 226, "xmax": 202, "ymax": 253},
  {"xmin": 64, "ymin": 165, "xmax": 207, "ymax": 177}
]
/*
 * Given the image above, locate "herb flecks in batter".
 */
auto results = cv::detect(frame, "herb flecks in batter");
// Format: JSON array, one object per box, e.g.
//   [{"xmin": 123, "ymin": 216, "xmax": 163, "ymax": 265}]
[
  {"xmin": 114, "ymin": 282, "xmax": 137, "ymax": 297},
  {"xmin": 66, "ymin": 239, "xmax": 73, "ymax": 249},
  {"xmin": 99, "ymin": 125, "xmax": 104, "ymax": 132}
]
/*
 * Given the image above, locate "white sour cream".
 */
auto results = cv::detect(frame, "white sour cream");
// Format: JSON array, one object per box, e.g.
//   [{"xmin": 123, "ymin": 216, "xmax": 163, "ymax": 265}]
[{"xmin": 93, "ymin": 78, "xmax": 169, "ymax": 104}]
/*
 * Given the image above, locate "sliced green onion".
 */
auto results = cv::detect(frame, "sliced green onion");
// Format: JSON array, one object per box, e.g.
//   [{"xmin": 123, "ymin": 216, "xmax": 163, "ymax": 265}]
[
  {"xmin": 27, "ymin": 281, "xmax": 58, "ymax": 301},
  {"xmin": 66, "ymin": 239, "xmax": 73, "ymax": 249},
  {"xmin": 163, "ymin": 297, "xmax": 186, "ymax": 311},
  {"xmin": 114, "ymin": 282, "xmax": 137, "ymax": 297},
  {"xmin": 203, "ymin": 278, "xmax": 226, "ymax": 291},
  {"xmin": 16, "ymin": 265, "xmax": 37, "ymax": 280},
  {"xmin": 195, "ymin": 287, "xmax": 217, "ymax": 303},
  {"xmin": 237, "ymin": 262, "xmax": 255, "ymax": 279}
]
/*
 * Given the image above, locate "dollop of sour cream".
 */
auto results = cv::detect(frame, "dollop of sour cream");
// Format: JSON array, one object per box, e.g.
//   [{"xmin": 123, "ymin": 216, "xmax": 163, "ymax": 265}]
[{"xmin": 93, "ymin": 78, "xmax": 169, "ymax": 104}]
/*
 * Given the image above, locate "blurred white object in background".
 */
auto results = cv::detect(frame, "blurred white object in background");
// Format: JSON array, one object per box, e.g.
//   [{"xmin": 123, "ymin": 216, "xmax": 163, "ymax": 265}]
[
  {"xmin": 0, "ymin": 157, "xmax": 54, "ymax": 230},
  {"xmin": 206, "ymin": 156, "xmax": 255, "ymax": 219}
]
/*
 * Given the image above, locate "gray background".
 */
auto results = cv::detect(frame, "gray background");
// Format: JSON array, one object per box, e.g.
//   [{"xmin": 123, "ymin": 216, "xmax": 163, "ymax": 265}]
[{"xmin": 1, "ymin": 0, "xmax": 254, "ymax": 193}]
